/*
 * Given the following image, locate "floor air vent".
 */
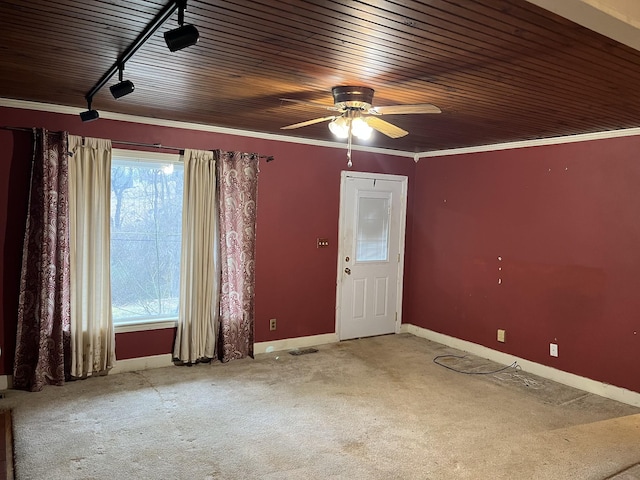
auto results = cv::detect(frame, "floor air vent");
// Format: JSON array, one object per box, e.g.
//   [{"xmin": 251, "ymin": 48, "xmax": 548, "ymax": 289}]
[{"xmin": 289, "ymin": 347, "xmax": 319, "ymax": 356}]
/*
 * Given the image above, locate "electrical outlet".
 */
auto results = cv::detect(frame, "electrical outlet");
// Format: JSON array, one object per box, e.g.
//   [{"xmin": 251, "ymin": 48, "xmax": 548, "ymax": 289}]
[
  {"xmin": 497, "ymin": 329, "xmax": 506, "ymax": 343},
  {"xmin": 269, "ymin": 318, "xmax": 277, "ymax": 331},
  {"xmin": 550, "ymin": 343, "xmax": 558, "ymax": 357}
]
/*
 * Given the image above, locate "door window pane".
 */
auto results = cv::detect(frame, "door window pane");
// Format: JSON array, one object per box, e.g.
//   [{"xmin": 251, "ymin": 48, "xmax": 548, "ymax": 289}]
[{"xmin": 356, "ymin": 196, "xmax": 390, "ymax": 262}]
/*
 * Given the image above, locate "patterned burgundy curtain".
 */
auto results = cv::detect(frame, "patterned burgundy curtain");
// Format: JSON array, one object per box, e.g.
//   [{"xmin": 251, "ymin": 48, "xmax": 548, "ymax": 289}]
[
  {"xmin": 13, "ymin": 128, "xmax": 71, "ymax": 391},
  {"xmin": 216, "ymin": 150, "xmax": 259, "ymax": 362}
]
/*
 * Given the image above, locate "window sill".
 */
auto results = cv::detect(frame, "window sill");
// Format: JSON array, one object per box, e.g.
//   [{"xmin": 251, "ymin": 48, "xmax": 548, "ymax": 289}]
[{"xmin": 114, "ymin": 319, "xmax": 177, "ymax": 334}]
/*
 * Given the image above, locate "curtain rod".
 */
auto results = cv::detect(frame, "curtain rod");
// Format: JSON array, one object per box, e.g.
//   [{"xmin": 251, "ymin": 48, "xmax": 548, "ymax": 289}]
[{"xmin": 1, "ymin": 126, "xmax": 275, "ymax": 162}]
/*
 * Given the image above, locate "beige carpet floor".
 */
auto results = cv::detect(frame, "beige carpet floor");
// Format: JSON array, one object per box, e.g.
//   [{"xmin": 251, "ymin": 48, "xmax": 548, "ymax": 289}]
[{"xmin": 2, "ymin": 333, "xmax": 639, "ymax": 480}]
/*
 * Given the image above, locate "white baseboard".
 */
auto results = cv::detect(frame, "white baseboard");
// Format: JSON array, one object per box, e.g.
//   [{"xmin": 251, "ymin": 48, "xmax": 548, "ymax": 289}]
[
  {"xmin": 2, "ymin": 334, "xmax": 340, "ymax": 386},
  {"xmin": 9, "ymin": 327, "xmax": 637, "ymax": 409},
  {"xmin": 401, "ymin": 323, "xmax": 640, "ymax": 408},
  {"xmin": 109, "ymin": 333, "xmax": 340, "ymax": 375},
  {"xmin": 0, "ymin": 357, "xmax": 175, "ymax": 387},
  {"xmin": 254, "ymin": 333, "xmax": 339, "ymax": 355},
  {"xmin": 110, "ymin": 354, "xmax": 174, "ymax": 375}
]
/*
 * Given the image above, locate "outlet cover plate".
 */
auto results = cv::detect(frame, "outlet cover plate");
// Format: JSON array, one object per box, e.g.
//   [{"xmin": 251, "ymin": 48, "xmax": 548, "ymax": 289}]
[
  {"xmin": 550, "ymin": 343, "xmax": 558, "ymax": 357},
  {"xmin": 497, "ymin": 329, "xmax": 506, "ymax": 343}
]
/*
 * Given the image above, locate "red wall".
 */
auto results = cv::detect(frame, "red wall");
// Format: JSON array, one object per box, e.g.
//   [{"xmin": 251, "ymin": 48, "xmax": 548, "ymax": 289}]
[
  {"xmin": 407, "ymin": 138, "xmax": 640, "ymax": 393},
  {"xmin": 5, "ymin": 105, "xmax": 639, "ymax": 394},
  {"xmin": 0, "ymin": 106, "xmax": 415, "ymax": 373}
]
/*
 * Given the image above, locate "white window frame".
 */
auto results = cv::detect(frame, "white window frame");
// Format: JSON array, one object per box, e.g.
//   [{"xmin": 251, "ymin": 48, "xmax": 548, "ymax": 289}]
[{"xmin": 111, "ymin": 149, "xmax": 182, "ymax": 334}]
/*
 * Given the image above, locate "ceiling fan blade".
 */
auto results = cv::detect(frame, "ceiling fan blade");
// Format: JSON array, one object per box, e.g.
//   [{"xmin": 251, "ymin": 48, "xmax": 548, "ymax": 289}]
[
  {"xmin": 364, "ymin": 116, "xmax": 408, "ymax": 138},
  {"xmin": 280, "ymin": 116, "xmax": 337, "ymax": 130},
  {"xmin": 280, "ymin": 98, "xmax": 341, "ymax": 111},
  {"xmin": 368, "ymin": 104, "xmax": 441, "ymax": 115}
]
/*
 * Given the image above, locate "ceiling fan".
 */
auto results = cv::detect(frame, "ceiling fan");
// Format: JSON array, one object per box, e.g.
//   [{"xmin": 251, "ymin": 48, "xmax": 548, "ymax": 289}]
[{"xmin": 280, "ymin": 86, "xmax": 441, "ymax": 166}]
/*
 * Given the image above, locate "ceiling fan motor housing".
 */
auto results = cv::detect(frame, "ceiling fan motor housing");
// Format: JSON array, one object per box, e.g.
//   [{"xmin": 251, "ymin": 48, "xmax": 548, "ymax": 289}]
[{"xmin": 332, "ymin": 86, "xmax": 374, "ymax": 109}]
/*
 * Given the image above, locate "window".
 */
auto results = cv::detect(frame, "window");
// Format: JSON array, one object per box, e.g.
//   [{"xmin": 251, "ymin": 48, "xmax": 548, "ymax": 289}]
[
  {"xmin": 110, "ymin": 150, "xmax": 183, "ymax": 326},
  {"xmin": 355, "ymin": 194, "xmax": 391, "ymax": 262}
]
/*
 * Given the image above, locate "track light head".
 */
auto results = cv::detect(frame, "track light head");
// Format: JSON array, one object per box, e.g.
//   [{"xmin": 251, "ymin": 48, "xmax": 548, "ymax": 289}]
[
  {"xmin": 164, "ymin": 24, "xmax": 199, "ymax": 52},
  {"xmin": 110, "ymin": 79, "xmax": 135, "ymax": 99},
  {"xmin": 80, "ymin": 109, "xmax": 99, "ymax": 123},
  {"xmin": 110, "ymin": 63, "xmax": 135, "ymax": 99},
  {"xmin": 80, "ymin": 97, "xmax": 99, "ymax": 122}
]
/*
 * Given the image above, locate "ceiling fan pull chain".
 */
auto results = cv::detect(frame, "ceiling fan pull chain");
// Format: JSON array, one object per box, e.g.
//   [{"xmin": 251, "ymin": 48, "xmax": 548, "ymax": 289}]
[{"xmin": 347, "ymin": 117, "xmax": 353, "ymax": 167}]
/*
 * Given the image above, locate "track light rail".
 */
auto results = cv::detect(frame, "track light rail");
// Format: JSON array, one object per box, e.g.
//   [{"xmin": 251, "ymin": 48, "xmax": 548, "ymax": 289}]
[{"xmin": 84, "ymin": 1, "xmax": 181, "ymax": 104}]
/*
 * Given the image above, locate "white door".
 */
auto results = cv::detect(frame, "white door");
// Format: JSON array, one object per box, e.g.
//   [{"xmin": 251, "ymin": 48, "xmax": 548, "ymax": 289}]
[{"xmin": 337, "ymin": 172, "xmax": 407, "ymax": 340}]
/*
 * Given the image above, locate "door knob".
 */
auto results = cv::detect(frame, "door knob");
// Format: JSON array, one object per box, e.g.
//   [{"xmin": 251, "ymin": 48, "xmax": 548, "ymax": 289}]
[{"xmin": 344, "ymin": 267, "xmax": 351, "ymax": 275}]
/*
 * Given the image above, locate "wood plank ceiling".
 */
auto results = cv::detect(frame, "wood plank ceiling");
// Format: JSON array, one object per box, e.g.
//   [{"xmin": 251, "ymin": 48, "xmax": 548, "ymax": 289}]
[{"xmin": 1, "ymin": 0, "xmax": 640, "ymax": 153}]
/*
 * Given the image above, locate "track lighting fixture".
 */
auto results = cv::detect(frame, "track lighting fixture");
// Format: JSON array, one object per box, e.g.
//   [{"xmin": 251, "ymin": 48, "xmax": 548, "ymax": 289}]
[
  {"xmin": 110, "ymin": 79, "xmax": 135, "ymax": 99},
  {"xmin": 82, "ymin": 1, "xmax": 200, "ymax": 121},
  {"xmin": 80, "ymin": 98, "xmax": 99, "ymax": 122},
  {"xmin": 164, "ymin": 24, "xmax": 199, "ymax": 52},
  {"xmin": 110, "ymin": 63, "xmax": 135, "ymax": 99},
  {"xmin": 164, "ymin": 0, "xmax": 199, "ymax": 52}
]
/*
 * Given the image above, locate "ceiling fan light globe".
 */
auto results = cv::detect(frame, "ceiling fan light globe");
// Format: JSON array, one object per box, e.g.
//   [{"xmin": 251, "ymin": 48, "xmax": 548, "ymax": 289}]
[
  {"xmin": 354, "ymin": 128, "xmax": 372, "ymax": 140},
  {"xmin": 329, "ymin": 119, "xmax": 349, "ymax": 138},
  {"xmin": 336, "ymin": 116, "xmax": 348, "ymax": 127},
  {"xmin": 351, "ymin": 117, "xmax": 373, "ymax": 139}
]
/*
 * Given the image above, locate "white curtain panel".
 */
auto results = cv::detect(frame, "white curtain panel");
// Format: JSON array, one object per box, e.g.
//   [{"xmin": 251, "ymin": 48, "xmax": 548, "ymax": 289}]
[
  {"xmin": 68, "ymin": 135, "xmax": 116, "ymax": 377},
  {"xmin": 173, "ymin": 149, "xmax": 219, "ymax": 363}
]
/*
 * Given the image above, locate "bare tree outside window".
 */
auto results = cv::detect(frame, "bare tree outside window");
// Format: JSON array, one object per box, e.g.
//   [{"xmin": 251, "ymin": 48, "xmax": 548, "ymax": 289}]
[{"xmin": 110, "ymin": 158, "xmax": 184, "ymax": 324}]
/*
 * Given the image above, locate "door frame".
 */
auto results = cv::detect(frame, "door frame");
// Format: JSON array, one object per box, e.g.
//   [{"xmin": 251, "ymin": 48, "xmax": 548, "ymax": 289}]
[{"xmin": 335, "ymin": 171, "xmax": 408, "ymax": 340}]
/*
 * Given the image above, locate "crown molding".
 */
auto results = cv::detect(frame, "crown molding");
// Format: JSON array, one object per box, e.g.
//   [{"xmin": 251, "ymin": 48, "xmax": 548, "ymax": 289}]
[
  {"xmin": 4, "ymin": 98, "xmax": 640, "ymax": 162},
  {"xmin": 414, "ymin": 127, "xmax": 640, "ymax": 161},
  {"xmin": 0, "ymin": 98, "xmax": 415, "ymax": 159}
]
